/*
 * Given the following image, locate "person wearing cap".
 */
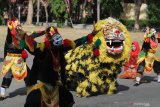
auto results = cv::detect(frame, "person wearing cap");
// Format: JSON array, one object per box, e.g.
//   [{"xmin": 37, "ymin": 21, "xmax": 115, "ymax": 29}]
[
  {"xmin": 0, "ymin": 17, "xmax": 45, "ymax": 100},
  {"xmin": 24, "ymin": 26, "xmax": 76, "ymax": 107},
  {"xmin": 134, "ymin": 27, "xmax": 160, "ymax": 86}
]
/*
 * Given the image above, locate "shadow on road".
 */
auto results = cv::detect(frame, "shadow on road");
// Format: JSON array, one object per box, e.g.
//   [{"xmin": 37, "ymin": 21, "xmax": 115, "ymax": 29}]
[
  {"xmin": 141, "ymin": 75, "xmax": 157, "ymax": 83},
  {"xmin": 0, "ymin": 58, "xmax": 3, "ymax": 62},
  {"xmin": 117, "ymin": 85, "xmax": 129, "ymax": 93},
  {"xmin": 6, "ymin": 87, "xmax": 27, "ymax": 98}
]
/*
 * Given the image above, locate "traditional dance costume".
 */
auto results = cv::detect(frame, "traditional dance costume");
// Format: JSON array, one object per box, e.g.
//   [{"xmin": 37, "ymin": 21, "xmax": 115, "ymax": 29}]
[
  {"xmin": 25, "ymin": 26, "xmax": 75, "ymax": 107},
  {"xmin": 0, "ymin": 18, "xmax": 45, "ymax": 100},
  {"xmin": 134, "ymin": 28, "xmax": 160, "ymax": 86}
]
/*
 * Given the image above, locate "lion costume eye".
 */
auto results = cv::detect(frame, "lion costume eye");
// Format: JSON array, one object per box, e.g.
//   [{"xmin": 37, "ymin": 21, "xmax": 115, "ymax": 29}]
[{"xmin": 107, "ymin": 32, "xmax": 116, "ymax": 40}]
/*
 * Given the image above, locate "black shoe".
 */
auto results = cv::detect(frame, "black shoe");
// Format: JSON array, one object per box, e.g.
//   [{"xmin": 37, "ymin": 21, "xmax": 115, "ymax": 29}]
[
  {"xmin": 134, "ymin": 83, "xmax": 140, "ymax": 86},
  {"xmin": 0, "ymin": 96, "xmax": 6, "ymax": 101}
]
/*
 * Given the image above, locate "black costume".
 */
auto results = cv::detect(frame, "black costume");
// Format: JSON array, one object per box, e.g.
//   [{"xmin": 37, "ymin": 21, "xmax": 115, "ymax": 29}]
[{"xmin": 24, "ymin": 26, "xmax": 75, "ymax": 107}]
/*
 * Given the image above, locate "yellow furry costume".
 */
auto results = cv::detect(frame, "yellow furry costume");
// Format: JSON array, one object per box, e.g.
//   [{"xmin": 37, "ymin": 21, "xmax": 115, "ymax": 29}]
[{"xmin": 65, "ymin": 17, "xmax": 131, "ymax": 97}]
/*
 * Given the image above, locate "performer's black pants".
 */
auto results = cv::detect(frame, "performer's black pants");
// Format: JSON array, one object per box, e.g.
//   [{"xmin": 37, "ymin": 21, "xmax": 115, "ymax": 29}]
[
  {"xmin": 1, "ymin": 70, "xmax": 13, "ymax": 88},
  {"xmin": 24, "ymin": 86, "xmax": 75, "ymax": 107},
  {"xmin": 24, "ymin": 90, "xmax": 41, "ymax": 107},
  {"xmin": 137, "ymin": 60, "xmax": 160, "ymax": 75}
]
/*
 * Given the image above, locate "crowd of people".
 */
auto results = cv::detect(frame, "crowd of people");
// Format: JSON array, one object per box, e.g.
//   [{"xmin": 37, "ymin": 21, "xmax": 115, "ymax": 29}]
[{"xmin": 0, "ymin": 17, "xmax": 160, "ymax": 107}]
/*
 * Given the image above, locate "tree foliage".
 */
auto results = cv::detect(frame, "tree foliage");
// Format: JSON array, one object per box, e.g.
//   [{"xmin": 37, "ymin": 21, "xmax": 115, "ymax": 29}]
[
  {"xmin": 50, "ymin": 0, "xmax": 66, "ymax": 20},
  {"xmin": 49, "ymin": 0, "xmax": 78, "ymax": 23},
  {"xmin": 100, "ymin": 0, "xmax": 123, "ymax": 19},
  {"xmin": 0, "ymin": 0, "xmax": 8, "ymax": 24},
  {"xmin": 148, "ymin": 0, "xmax": 160, "ymax": 21}
]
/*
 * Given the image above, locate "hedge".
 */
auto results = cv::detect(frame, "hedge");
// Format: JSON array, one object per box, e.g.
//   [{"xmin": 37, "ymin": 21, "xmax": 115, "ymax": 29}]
[{"xmin": 119, "ymin": 19, "xmax": 160, "ymax": 31}]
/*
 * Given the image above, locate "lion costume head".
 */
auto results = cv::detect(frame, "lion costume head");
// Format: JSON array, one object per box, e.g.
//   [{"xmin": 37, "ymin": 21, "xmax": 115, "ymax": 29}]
[{"xmin": 65, "ymin": 17, "xmax": 131, "ymax": 97}]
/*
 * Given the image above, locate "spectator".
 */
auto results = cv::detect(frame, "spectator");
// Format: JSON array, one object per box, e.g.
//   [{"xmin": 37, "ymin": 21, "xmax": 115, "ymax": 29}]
[{"xmin": 3, "ymin": 10, "xmax": 9, "ymax": 25}]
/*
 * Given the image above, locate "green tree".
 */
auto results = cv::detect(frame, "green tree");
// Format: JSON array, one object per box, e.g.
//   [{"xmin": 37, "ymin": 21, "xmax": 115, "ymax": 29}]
[
  {"xmin": 100, "ymin": 0, "xmax": 123, "ymax": 19},
  {"xmin": 49, "ymin": 0, "xmax": 77, "ymax": 26},
  {"xmin": 148, "ymin": 0, "xmax": 160, "ymax": 27},
  {"xmin": 0, "ymin": 0, "xmax": 8, "ymax": 25},
  {"xmin": 50, "ymin": 0, "xmax": 66, "ymax": 24}
]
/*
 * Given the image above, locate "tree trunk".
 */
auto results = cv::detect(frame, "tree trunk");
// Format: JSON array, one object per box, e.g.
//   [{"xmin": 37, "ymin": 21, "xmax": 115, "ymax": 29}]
[
  {"xmin": 97, "ymin": 0, "xmax": 100, "ymax": 21},
  {"xmin": 44, "ymin": 6, "xmax": 48, "ymax": 26},
  {"xmin": 40, "ymin": 0, "xmax": 49, "ymax": 27},
  {"xmin": 64, "ymin": 0, "xmax": 73, "ymax": 27},
  {"xmin": 134, "ymin": 0, "xmax": 142, "ymax": 31},
  {"xmin": 80, "ymin": 4, "xmax": 83, "ymax": 20},
  {"xmin": 25, "ymin": 0, "xmax": 33, "ymax": 25},
  {"xmin": 82, "ymin": 0, "xmax": 87, "ymax": 18},
  {"xmin": 36, "ymin": 0, "xmax": 40, "ymax": 25}
]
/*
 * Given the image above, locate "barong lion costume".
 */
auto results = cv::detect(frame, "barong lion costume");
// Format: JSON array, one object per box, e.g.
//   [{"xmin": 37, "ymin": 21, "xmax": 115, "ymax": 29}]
[{"xmin": 65, "ymin": 17, "xmax": 131, "ymax": 97}]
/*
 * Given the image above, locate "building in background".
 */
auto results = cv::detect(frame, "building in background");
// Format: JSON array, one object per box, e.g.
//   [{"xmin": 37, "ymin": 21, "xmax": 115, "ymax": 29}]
[{"xmin": 121, "ymin": 0, "xmax": 148, "ymax": 20}]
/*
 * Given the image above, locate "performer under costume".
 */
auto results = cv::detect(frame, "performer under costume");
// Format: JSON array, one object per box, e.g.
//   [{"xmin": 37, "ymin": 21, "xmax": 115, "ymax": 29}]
[
  {"xmin": 25, "ymin": 26, "xmax": 75, "ymax": 107},
  {"xmin": 134, "ymin": 28, "xmax": 160, "ymax": 86},
  {"xmin": 65, "ymin": 17, "xmax": 131, "ymax": 97},
  {"xmin": 0, "ymin": 17, "xmax": 45, "ymax": 100},
  {"xmin": 119, "ymin": 41, "xmax": 140, "ymax": 79}
]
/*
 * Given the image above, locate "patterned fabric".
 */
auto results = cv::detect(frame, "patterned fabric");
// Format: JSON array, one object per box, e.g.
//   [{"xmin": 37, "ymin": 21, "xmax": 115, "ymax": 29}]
[
  {"xmin": 1, "ymin": 54, "xmax": 27, "ymax": 80},
  {"xmin": 144, "ymin": 52, "xmax": 155, "ymax": 74},
  {"xmin": 27, "ymin": 81, "xmax": 59, "ymax": 107}
]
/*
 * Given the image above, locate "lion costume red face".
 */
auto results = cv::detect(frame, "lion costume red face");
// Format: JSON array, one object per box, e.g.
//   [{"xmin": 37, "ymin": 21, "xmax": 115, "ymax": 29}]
[{"xmin": 106, "ymin": 28, "xmax": 125, "ymax": 55}]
